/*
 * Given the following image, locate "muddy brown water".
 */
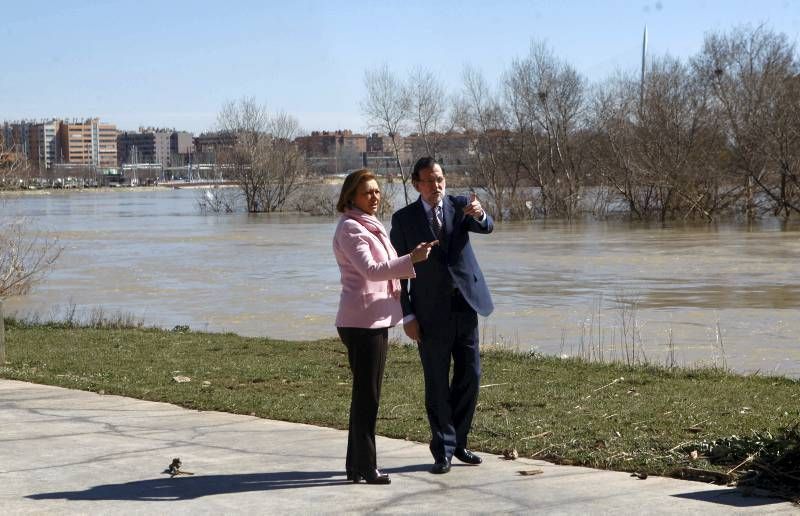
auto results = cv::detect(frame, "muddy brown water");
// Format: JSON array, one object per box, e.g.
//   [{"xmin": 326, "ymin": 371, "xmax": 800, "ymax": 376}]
[{"xmin": 3, "ymin": 189, "xmax": 799, "ymax": 377}]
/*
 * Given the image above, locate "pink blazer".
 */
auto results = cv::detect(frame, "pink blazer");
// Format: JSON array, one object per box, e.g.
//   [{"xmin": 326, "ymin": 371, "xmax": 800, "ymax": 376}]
[{"xmin": 333, "ymin": 216, "xmax": 416, "ymax": 328}]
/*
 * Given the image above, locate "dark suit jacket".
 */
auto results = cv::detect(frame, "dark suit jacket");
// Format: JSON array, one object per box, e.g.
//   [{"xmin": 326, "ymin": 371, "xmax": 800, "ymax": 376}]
[{"xmin": 390, "ymin": 194, "xmax": 494, "ymax": 325}]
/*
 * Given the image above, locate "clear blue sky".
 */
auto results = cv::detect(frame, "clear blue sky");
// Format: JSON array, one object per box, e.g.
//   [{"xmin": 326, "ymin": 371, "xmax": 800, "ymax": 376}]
[{"xmin": 2, "ymin": 0, "xmax": 798, "ymax": 134}]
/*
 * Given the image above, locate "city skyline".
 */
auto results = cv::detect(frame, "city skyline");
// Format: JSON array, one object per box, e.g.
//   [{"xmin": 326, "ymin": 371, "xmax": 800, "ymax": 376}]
[{"xmin": 2, "ymin": 0, "xmax": 798, "ymax": 134}]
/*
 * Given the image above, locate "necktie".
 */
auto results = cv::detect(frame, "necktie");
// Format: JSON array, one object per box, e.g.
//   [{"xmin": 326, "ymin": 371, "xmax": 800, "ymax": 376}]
[{"xmin": 431, "ymin": 205, "xmax": 442, "ymax": 239}]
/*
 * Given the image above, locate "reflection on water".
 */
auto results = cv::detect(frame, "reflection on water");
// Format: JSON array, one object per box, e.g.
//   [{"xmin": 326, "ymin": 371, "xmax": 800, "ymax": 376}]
[{"xmin": 3, "ymin": 189, "xmax": 800, "ymax": 377}]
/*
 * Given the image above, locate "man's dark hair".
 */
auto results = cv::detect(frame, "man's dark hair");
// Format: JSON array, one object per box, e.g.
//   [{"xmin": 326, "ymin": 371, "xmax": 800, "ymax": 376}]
[{"xmin": 412, "ymin": 156, "xmax": 443, "ymax": 182}]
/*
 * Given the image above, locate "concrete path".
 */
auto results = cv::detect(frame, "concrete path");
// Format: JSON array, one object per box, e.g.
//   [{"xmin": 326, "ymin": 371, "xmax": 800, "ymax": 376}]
[{"xmin": 0, "ymin": 379, "xmax": 794, "ymax": 514}]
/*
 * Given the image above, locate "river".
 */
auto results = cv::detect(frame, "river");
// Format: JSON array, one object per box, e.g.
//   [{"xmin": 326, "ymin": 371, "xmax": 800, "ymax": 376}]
[{"xmin": 3, "ymin": 188, "xmax": 799, "ymax": 377}]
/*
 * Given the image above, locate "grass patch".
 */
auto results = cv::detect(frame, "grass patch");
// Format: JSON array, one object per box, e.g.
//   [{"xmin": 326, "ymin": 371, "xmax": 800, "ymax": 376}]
[{"xmin": 1, "ymin": 322, "xmax": 798, "ymax": 497}]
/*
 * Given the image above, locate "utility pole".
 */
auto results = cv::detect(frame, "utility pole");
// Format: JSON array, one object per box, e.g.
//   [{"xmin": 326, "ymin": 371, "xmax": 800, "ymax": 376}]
[{"xmin": 640, "ymin": 25, "xmax": 648, "ymax": 114}]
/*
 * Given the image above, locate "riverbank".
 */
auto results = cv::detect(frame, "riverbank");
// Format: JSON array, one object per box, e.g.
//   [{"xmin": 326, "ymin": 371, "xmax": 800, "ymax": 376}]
[
  {"xmin": 0, "ymin": 183, "xmax": 244, "ymax": 197},
  {"xmin": 1, "ymin": 321, "xmax": 797, "ymax": 499},
  {"xmin": 0, "ymin": 185, "xmax": 167, "ymax": 196}
]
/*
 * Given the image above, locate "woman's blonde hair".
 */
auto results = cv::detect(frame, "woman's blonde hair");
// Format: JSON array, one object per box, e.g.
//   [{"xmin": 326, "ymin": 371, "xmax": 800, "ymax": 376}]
[{"xmin": 336, "ymin": 168, "xmax": 377, "ymax": 213}]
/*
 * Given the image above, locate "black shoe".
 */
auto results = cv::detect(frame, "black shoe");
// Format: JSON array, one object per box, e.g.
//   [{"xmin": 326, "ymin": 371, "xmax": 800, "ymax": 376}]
[
  {"xmin": 351, "ymin": 469, "xmax": 391, "ymax": 484},
  {"xmin": 430, "ymin": 459, "xmax": 451, "ymax": 474},
  {"xmin": 454, "ymin": 448, "xmax": 482, "ymax": 465}
]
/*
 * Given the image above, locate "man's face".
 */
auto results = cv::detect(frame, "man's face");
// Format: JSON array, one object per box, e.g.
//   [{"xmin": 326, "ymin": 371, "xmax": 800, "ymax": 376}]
[{"xmin": 414, "ymin": 164, "xmax": 446, "ymax": 206}]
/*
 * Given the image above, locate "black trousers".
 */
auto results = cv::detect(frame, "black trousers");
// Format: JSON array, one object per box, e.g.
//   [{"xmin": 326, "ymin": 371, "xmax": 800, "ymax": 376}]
[
  {"xmin": 417, "ymin": 290, "xmax": 481, "ymax": 462},
  {"xmin": 337, "ymin": 326, "xmax": 388, "ymax": 474}
]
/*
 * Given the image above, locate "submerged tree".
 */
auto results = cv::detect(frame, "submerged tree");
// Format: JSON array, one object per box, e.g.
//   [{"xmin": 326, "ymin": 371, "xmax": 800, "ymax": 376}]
[
  {"xmin": 216, "ymin": 97, "xmax": 307, "ymax": 213},
  {"xmin": 505, "ymin": 42, "xmax": 588, "ymax": 219},
  {"xmin": 455, "ymin": 66, "xmax": 528, "ymax": 220},
  {"xmin": 694, "ymin": 25, "xmax": 800, "ymax": 220},
  {"xmin": 589, "ymin": 57, "xmax": 732, "ymax": 221}
]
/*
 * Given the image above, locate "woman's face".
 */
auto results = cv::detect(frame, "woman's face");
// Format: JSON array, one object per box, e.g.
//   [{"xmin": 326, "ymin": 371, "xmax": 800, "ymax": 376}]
[{"xmin": 353, "ymin": 179, "xmax": 381, "ymax": 215}]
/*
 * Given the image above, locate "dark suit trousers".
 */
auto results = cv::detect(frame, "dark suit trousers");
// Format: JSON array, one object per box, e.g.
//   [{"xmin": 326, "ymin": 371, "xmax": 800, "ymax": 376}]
[
  {"xmin": 417, "ymin": 291, "xmax": 481, "ymax": 462},
  {"xmin": 337, "ymin": 326, "xmax": 388, "ymax": 473}
]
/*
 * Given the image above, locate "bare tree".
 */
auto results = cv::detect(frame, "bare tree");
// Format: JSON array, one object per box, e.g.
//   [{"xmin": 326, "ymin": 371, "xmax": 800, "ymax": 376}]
[
  {"xmin": 216, "ymin": 98, "xmax": 307, "ymax": 213},
  {"xmin": 0, "ymin": 136, "xmax": 32, "ymax": 189},
  {"xmin": 768, "ymin": 70, "xmax": 800, "ymax": 219},
  {"xmin": 588, "ymin": 74, "xmax": 643, "ymax": 217},
  {"xmin": 407, "ymin": 67, "xmax": 450, "ymax": 157},
  {"xmin": 258, "ymin": 112, "xmax": 307, "ymax": 212},
  {"xmin": 637, "ymin": 56, "xmax": 731, "ymax": 221},
  {"xmin": 589, "ymin": 57, "xmax": 732, "ymax": 221},
  {"xmin": 455, "ymin": 66, "xmax": 526, "ymax": 220},
  {"xmin": 362, "ymin": 64, "xmax": 411, "ymax": 204},
  {"xmin": 694, "ymin": 25, "xmax": 800, "ymax": 219},
  {"xmin": 0, "ymin": 219, "xmax": 61, "ymax": 298},
  {"xmin": 197, "ymin": 188, "xmax": 240, "ymax": 213},
  {"xmin": 505, "ymin": 42, "xmax": 587, "ymax": 219}
]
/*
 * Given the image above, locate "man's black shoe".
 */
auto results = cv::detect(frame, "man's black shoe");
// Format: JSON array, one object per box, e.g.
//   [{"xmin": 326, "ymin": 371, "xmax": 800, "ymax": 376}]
[
  {"xmin": 454, "ymin": 448, "xmax": 482, "ymax": 465},
  {"xmin": 430, "ymin": 459, "xmax": 451, "ymax": 474}
]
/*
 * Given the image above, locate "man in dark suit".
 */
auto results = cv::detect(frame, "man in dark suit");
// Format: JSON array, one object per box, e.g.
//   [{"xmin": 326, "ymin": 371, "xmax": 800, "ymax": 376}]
[{"xmin": 390, "ymin": 156, "xmax": 494, "ymax": 474}]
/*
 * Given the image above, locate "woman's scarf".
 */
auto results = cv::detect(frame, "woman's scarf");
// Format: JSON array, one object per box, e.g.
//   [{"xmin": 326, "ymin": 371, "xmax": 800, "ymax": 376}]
[{"xmin": 345, "ymin": 208, "xmax": 401, "ymax": 297}]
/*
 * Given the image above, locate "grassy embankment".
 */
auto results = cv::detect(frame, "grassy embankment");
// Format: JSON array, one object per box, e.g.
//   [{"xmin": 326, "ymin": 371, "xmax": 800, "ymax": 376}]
[{"xmin": 1, "ymin": 319, "xmax": 798, "ymax": 491}]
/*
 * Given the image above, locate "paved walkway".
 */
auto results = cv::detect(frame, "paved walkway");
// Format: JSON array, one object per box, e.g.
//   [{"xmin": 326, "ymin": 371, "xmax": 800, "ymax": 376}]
[{"xmin": 0, "ymin": 379, "xmax": 795, "ymax": 514}]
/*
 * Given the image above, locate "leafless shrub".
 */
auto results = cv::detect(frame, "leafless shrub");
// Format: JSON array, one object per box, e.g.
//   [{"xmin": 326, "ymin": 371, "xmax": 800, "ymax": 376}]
[
  {"xmin": 616, "ymin": 291, "xmax": 645, "ymax": 366},
  {"xmin": 10, "ymin": 304, "xmax": 144, "ymax": 329},
  {"xmin": 86, "ymin": 307, "xmax": 143, "ymax": 329},
  {"xmin": 0, "ymin": 219, "xmax": 62, "ymax": 298},
  {"xmin": 197, "ymin": 188, "xmax": 240, "ymax": 213},
  {"xmin": 0, "ymin": 136, "xmax": 35, "ymax": 189},
  {"xmin": 291, "ymin": 181, "xmax": 337, "ymax": 216},
  {"xmin": 585, "ymin": 185, "xmax": 618, "ymax": 219}
]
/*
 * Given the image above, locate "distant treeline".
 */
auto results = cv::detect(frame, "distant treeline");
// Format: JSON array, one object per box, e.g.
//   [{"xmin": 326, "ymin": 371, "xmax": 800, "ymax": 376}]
[
  {"xmin": 8, "ymin": 26, "xmax": 794, "ymax": 223},
  {"xmin": 363, "ymin": 25, "xmax": 800, "ymax": 222}
]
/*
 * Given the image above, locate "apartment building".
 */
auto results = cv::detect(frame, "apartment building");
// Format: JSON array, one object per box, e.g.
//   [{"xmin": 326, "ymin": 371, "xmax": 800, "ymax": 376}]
[
  {"xmin": 170, "ymin": 131, "xmax": 194, "ymax": 162},
  {"xmin": 295, "ymin": 130, "xmax": 368, "ymax": 175},
  {"xmin": 193, "ymin": 132, "xmax": 237, "ymax": 162},
  {"xmin": 28, "ymin": 120, "xmax": 60, "ymax": 170},
  {"xmin": 59, "ymin": 118, "xmax": 118, "ymax": 168},
  {"xmin": 294, "ymin": 130, "xmax": 476, "ymax": 176},
  {"xmin": 117, "ymin": 129, "xmax": 171, "ymax": 165},
  {"xmin": 404, "ymin": 132, "xmax": 474, "ymax": 172}
]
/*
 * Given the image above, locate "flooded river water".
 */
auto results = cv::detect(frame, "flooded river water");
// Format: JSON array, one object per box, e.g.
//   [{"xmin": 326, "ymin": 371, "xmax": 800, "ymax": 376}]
[{"xmin": 3, "ymin": 188, "xmax": 799, "ymax": 376}]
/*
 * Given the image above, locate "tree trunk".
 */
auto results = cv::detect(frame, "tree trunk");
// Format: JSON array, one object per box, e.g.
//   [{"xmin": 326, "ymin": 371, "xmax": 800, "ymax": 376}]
[
  {"xmin": 0, "ymin": 300, "xmax": 5, "ymax": 364},
  {"xmin": 746, "ymin": 175, "xmax": 755, "ymax": 221}
]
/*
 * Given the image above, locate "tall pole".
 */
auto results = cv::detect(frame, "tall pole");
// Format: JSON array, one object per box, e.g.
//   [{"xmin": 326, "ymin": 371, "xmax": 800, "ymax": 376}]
[{"xmin": 640, "ymin": 25, "xmax": 648, "ymax": 113}]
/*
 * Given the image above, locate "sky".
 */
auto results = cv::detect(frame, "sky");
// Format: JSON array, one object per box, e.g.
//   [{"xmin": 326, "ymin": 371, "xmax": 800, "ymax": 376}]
[{"xmin": 1, "ymin": 0, "xmax": 798, "ymax": 134}]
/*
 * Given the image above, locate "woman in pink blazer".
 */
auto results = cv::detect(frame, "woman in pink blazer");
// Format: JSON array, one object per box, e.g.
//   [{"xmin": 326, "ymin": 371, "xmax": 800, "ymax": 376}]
[{"xmin": 333, "ymin": 169, "xmax": 436, "ymax": 485}]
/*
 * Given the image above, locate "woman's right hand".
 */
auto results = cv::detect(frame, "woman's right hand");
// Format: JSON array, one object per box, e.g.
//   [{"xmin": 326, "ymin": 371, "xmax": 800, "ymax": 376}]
[{"xmin": 410, "ymin": 241, "xmax": 438, "ymax": 263}]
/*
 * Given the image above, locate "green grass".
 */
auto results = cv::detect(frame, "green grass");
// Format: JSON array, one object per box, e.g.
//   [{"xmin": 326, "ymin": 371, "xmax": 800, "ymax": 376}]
[{"xmin": 1, "ymin": 321, "xmax": 798, "ymax": 480}]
